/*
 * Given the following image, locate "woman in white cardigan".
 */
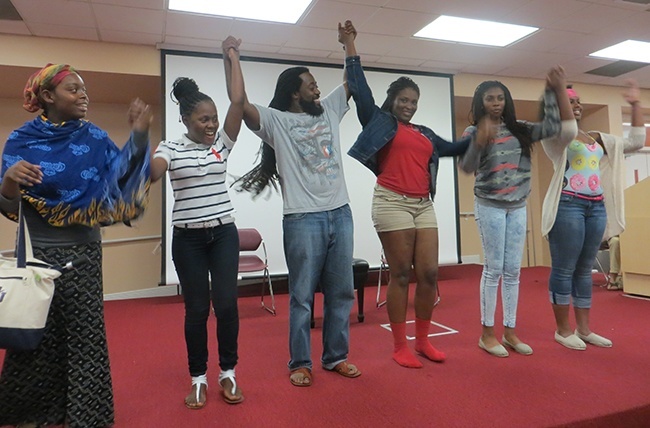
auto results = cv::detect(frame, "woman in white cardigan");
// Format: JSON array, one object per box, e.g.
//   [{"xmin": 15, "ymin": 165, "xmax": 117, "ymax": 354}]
[{"xmin": 541, "ymin": 80, "xmax": 646, "ymax": 350}]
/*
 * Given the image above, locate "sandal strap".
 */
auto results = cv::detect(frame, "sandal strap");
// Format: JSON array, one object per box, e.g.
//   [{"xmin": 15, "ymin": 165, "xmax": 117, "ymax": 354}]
[
  {"xmin": 191, "ymin": 374, "xmax": 208, "ymax": 402},
  {"xmin": 218, "ymin": 369, "xmax": 237, "ymax": 395}
]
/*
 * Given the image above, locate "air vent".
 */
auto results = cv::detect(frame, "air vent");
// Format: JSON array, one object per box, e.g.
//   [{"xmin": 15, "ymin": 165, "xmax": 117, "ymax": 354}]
[
  {"xmin": 0, "ymin": 0, "xmax": 22, "ymax": 21},
  {"xmin": 585, "ymin": 60, "xmax": 648, "ymax": 77}
]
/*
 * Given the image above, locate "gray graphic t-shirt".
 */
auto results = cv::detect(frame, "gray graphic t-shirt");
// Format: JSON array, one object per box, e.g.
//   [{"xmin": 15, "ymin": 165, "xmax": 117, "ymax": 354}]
[{"xmin": 253, "ymin": 84, "xmax": 350, "ymax": 214}]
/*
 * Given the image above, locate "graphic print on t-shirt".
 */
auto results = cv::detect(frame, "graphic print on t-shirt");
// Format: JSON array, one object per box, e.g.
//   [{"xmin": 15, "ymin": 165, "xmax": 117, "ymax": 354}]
[{"xmin": 286, "ymin": 114, "xmax": 340, "ymax": 185}]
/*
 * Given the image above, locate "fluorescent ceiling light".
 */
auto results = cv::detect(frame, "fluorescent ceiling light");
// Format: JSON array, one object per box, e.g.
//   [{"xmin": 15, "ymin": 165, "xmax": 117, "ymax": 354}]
[
  {"xmin": 168, "ymin": 0, "xmax": 312, "ymax": 24},
  {"xmin": 414, "ymin": 15, "xmax": 538, "ymax": 47},
  {"xmin": 589, "ymin": 40, "xmax": 650, "ymax": 63}
]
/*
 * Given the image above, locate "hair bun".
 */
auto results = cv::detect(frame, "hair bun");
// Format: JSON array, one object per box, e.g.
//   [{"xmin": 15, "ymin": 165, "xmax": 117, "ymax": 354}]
[{"xmin": 172, "ymin": 77, "xmax": 200, "ymax": 102}]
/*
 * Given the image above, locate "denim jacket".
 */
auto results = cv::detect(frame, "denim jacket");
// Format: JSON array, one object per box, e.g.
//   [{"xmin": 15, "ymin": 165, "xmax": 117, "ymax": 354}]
[{"xmin": 345, "ymin": 55, "xmax": 470, "ymax": 200}]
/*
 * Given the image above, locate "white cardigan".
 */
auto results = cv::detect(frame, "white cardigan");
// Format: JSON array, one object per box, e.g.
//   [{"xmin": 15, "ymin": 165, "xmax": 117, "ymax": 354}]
[{"xmin": 541, "ymin": 123, "xmax": 646, "ymax": 240}]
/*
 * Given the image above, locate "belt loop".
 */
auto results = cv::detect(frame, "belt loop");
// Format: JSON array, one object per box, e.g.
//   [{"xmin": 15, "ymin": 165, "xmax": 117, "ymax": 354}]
[{"xmin": 217, "ymin": 218, "xmax": 223, "ymax": 226}]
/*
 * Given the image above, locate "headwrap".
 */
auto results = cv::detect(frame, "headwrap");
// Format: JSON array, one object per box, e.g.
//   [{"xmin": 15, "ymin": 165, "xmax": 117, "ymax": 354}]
[
  {"xmin": 1, "ymin": 116, "xmax": 150, "ymax": 227},
  {"xmin": 566, "ymin": 87, "xmax": 579, "ymax": 100},
  {"xmin": 23, "ymin": 63, "xmax": 77, "ymax": 113}
]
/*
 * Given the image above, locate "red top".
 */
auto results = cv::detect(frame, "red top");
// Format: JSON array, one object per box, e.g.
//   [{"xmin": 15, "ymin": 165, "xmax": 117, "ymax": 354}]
[{"xmin": 377, "ymin": 122, "xmax": 433, "ymax": 198}]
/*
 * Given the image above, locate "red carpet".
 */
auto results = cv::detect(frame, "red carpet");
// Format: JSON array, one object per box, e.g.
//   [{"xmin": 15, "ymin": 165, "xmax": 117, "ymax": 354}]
[{"xmin": 2, "ymin": 264, "xmax": 649, "ymax": 427}]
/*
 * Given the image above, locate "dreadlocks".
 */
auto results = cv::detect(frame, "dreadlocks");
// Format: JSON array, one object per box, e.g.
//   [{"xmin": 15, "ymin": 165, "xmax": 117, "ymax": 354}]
[{"xmin": 233, "ymin": 66, "xmax": 309, "ymax": 196}]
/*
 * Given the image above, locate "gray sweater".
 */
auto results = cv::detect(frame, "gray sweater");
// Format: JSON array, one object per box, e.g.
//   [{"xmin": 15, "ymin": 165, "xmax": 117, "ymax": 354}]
[{"xmin": 459, "ymin": 89, "xmax": 561, "ymax": 208}]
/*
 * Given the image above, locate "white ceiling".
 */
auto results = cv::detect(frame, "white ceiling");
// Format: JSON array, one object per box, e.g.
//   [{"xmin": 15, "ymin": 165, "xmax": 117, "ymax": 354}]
[{"xmin": 2, "ymin": 0, "xmax": 650, "ymax": 88}]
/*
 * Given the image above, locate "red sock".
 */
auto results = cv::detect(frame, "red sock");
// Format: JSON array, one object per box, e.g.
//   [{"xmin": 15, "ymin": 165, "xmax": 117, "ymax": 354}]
[
  {"xmin": 414, "ymin": 317, "xmax": 446, "ymax": 362},
  {"xmin": 390, "ymin": 322, "xmax": 422, "ymax": 368}
]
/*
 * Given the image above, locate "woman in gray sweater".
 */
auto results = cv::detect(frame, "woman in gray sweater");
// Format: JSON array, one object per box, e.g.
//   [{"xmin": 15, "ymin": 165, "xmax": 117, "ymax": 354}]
[{"xmin": 459, "ymin": 67, "xmax": 574, "ymax": 358}]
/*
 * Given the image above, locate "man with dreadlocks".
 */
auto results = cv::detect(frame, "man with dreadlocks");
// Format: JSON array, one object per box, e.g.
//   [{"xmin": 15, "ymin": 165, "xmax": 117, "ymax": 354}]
[{"xmin": 233, "ymin": 33, "xmax": 361, "ymax": 387}]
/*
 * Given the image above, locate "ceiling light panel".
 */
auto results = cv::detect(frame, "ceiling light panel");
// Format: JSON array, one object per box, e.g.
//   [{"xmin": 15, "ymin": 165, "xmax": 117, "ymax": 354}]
[
  {"xmin": 414, "ymin": 15, "xmax": 538, "ymax": 47},
  {"xmin": 589, "ymin": 40, "xmax": 650, "ymax": 63},
  {"xmin": 168, "ymin": 0, "xmax": 312, "ymax": 24}
]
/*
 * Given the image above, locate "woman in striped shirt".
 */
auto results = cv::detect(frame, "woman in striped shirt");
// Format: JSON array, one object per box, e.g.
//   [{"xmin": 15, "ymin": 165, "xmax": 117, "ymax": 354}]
[{"xmin": 151, "ymin": 36, "xmax": 246, "ymax": 408}]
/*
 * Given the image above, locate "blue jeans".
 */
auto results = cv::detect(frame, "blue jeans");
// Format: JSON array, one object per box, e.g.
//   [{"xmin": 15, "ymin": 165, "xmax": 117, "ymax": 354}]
[
  {"xmin": 172, "ymin": 223, "xmax": 240, "ymax": 376},
  {"xmin": 283, "ymin": 204, "xmax": 354, "ymax": 371},
  {"xmin": 548, "ymin": 194, "xmax": 606, "ymax": 308},
  {"xmin": 475, "ymin": 201, "xmax": 527, "ymax": 328}
]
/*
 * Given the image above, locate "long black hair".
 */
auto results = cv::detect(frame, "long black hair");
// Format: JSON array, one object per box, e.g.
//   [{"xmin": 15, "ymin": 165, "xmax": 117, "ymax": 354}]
[
  {"xmin": 469, "ymin": 80, "xmax": 533, "ymax": 157},
  {"xmin": 380, "ymin": 76, "xmax": 420, "ymax": 114},
  {"xmin": 233, "ymin": 66, "xmax": 309, "ymax": 196}
]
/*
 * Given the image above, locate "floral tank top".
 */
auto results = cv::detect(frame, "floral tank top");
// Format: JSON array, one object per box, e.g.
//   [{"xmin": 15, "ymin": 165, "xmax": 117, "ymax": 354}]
[{"xmin": 562, "ymin": 139, "xmax": 604, "ymax": 197}]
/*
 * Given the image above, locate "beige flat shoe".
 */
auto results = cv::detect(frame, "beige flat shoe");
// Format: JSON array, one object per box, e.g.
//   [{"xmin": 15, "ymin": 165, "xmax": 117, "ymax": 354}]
[
  {"xmin": 554, "ymin": 332, "xmax": 586, "ymax": 350},
  {"xmin": 502, "ymin": 336, "xmax": 533, "ymax": 355},
  {"xmin": 575, "ymin": 330, "xmax": 612, "ymax": 348},
  {"xmin": 478, "ymin": 337, "xmax": 509, "ymax": 357}
]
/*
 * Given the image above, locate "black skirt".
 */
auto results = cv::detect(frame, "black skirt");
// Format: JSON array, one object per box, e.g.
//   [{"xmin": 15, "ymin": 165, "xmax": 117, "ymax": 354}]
[{"xmin": 0, "ymin": 241, "xmax": 114, "ymax": 428}]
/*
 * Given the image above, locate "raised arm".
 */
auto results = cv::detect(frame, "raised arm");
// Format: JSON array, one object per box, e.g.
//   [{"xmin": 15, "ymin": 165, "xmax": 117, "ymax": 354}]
[
  {"xmin": 242, "ymin": 97, "xmax": 260, "ymax": 132},
  {"xmin": 626, "ymin": 79, "xmax": 644, "ymax": 128},
  {"xmin": 622, "ymin": 79, "xmax": 646, "ymax": 153},
  {"xmin": 541, "ymin": 65, "xmax": 578, "ymax": 158},
  {"xmin": 546, "ymin": 66, "xmax": 573, "ymax": 122},
  {"xmin": 338, "ymin": 20, "xmax": 377, "ymax": 127},
  {"xmin": 220, "ymin": 39, "xmax": 259, "ymax": 132},
  {"xmin": 338, "ymin": 21, "xmax": 357, "ymax": 100},
  {"xmin": 339, "ymin": 20, "xmax": 357, "ymax": 57},
  {"xmin": 222, "ymin": 36, "xmax": 245, "ymax": 142}
]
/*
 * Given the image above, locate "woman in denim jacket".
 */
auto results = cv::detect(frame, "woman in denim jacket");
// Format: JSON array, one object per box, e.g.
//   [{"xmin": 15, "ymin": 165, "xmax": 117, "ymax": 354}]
[{"xmin": 340, "ymin": 21, "xmax": 479, "ymax": 368}]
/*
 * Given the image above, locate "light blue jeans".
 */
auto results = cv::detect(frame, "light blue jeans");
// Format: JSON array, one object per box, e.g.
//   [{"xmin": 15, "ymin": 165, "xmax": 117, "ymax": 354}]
[
  {"xmin": 475, "ymin": 200, "xmax": 527, "ymax": 328},
  {"xmin": 548, "ymin": 194, "xmax": 607, "ymax": 308},
  {"xmin": 282, "ymin": 204, "xmax": 355, "ymax": 371}
]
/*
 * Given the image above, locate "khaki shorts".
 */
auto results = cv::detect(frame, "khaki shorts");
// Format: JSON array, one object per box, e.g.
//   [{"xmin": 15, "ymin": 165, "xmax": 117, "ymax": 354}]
[{"xmin": 371, "ymin": 184, "xmax": 438, "ymax": 232}]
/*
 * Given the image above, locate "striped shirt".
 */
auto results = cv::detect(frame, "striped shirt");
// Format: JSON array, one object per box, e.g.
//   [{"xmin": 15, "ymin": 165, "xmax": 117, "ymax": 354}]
[{"xmin": 154, "ymin": 129, "xmax": 235, "ymax": 225}]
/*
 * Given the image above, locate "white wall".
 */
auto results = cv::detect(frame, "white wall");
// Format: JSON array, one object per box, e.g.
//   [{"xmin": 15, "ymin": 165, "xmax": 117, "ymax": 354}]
[{"xmin": 162, "ymin": 51, "xmax": 458, "ymax": 285}]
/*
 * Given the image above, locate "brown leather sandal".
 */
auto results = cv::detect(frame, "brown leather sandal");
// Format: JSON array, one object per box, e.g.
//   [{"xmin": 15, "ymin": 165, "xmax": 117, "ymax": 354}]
[
  {"xmin": 289, "ymin": 367, "xmax": 312, "ymax": 387},
  {"xmin": 326, "ymin": 361, "xmax": 361, "ymax": 378}
]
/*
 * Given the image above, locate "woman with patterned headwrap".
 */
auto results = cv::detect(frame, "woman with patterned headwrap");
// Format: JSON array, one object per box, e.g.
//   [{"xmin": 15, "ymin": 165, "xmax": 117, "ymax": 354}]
[{"xmin": 0, "ymin": 63, "xmax": 152, "ymax": 428}]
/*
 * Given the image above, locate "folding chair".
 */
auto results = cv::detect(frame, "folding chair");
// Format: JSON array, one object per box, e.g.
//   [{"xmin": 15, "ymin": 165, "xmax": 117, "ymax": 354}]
[
  {"xmin": 376, "ymin": 250, "xmax": 388, "ymax": 308},
  {"xmin": 593, "ymin": 240, "xmax": 610, "ymax": 286},
  {"xmin": 376, "ymin": 249, "xmax": 441, "ymax": 308},
  {"xmin": 237, "ymin": 228, "xmax": 276, "ymax": 315}
]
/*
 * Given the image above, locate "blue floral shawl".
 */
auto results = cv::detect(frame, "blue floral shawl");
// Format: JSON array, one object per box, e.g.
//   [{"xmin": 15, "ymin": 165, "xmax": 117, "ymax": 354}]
[{"xmin": 1, "ymin": 115, "xmax": 150, "ymax": 227}]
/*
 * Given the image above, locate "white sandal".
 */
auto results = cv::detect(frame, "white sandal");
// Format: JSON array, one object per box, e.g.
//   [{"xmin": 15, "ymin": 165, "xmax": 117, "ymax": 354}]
[
  {"xmin": 218, "ymin": 369, "xmax": 244, "ymax": 404},
  {"xmin": 185, "ymin": 373, "xmax": 208, "ymax": 409}
]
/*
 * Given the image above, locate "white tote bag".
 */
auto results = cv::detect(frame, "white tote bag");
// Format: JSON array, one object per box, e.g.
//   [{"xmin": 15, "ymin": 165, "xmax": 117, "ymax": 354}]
[{"xmin": 0, "ymin": 203, "xmax": 61, "ymax": 351}]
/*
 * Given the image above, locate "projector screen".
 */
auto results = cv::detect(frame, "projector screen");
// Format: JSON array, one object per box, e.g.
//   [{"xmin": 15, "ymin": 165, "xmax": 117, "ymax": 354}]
[{"xmin": 161, "ymin": 50, "xmax": 460, "ymax": 285}]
